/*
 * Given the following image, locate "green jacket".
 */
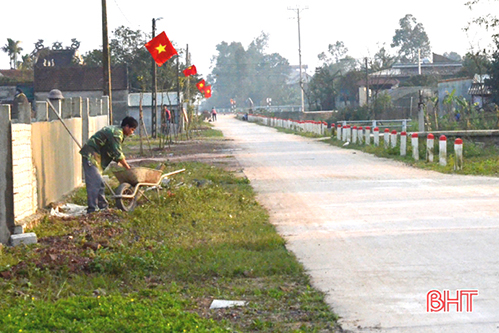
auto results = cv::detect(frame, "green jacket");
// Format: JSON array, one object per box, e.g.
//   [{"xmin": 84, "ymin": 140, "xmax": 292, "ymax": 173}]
[{"xmin": 80, "ymin": 126, "xmax": 126, "ymax": 171}]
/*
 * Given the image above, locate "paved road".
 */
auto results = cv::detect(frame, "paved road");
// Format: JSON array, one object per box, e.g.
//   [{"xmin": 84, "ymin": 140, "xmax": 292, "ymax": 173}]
[{"xmin": 213, "ymin": 115, "xmax": 499, "ymax": 332}]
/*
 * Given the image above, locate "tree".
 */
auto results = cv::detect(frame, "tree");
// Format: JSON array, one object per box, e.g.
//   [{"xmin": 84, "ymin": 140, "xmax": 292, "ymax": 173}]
[
  {"xmin": 391, "ymin": 14, "xmax": 431, "ymax": 63},
  {"xmin": 307, "ymin": 41, "xmax": 358, "ymax": 111},
  {"xmin": 318, "ymin": 41, "xmax": 348, "ymax": 65},
  {"xmin": 2, "ymin": 38, "xmax": 23, "ymax": 69},
  {"xmin": 443, "ymin": 51, "xmax": 462, "ymax": 62},
  {"xmin": 465, "ymin": 0, "xmax": 499, "ymax": 42},
  {"xmin": 458, "ymin": 50, "xmax": 491, "ymax": 78},
  {"xmin": 207, "ymin": 32, "xmax": 293, "ymax": 109}
]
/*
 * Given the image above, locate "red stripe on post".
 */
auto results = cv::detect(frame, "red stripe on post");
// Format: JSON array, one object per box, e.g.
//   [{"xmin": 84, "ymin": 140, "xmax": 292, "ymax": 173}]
[
  {"xmin": 427, "ymin": 134, "xmax": 434, "ymax": 139},
  {"xmin": 384, "ymin": 128, "xmax": 390, "ymax": 132},
  {"xmin": 401, "ymin": 131, "xmax": 407, "ymax": 136},
  {"xmin": 455, "ymin": 138, "xmax": 463, "ymax": 144},
  {"xmin": 374, "ymin": 127, "xmax": 379, "ymax": 131},
  {"xmin": 412, "ymin": 133, "xmax": 418, "ymax": 138},
  {"xmin": 391, "ymin": 130, "xmax": 397, "ymax": 135},
  {"xmin": 439, "ymin": 135, "xmax": 447, "ymax": 141}
]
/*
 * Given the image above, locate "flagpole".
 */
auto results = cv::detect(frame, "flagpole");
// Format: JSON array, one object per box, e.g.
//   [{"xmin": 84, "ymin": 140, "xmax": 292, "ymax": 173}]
[
  {"xmin": 151, "ymin": 17, "xmax": 162, "ymax": 139},
  {"xmin": 102, "ymin": 0, "xmax": 113, "ymax": 124}
]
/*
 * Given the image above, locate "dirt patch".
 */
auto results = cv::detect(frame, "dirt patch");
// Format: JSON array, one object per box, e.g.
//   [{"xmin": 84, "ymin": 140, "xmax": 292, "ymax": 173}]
[
  {"xmin": 127, "ymin": 137, "xmax": 243, "ymax": 174},
  {"xmin": 2, "ymin": 211, "xmax": 124, "ymax": 279}
]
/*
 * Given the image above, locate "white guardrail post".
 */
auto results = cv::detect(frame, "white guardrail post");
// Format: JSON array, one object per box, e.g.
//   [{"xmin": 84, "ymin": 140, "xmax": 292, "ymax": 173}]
[
  {"xmin": 454, "ymin": 138, "xmax": 463, "ymax": 170},
  {"xmin": 384, "ymin": 128, "xmax": 390, "ymax": 149},
  {"xmin": 374, "ymin": 127, "xmax": 380, "ymax": 146},
  {"xmin": 390, "ymin": 130, "xmax": 397, "ymax": 148},
  {"xmin": 337, "ymin": 124, "xmax": 342, "ymax": 140},
  {"xmin": 365, "ymin": 126, "xmax": 371, "ymax": 145},
  {"xmin": 439, "ymin": 135, "xmax": 447, "ymax": 166},
  {"xmin": 352, "ymin": 126, "xmax": 357, "ymax": 144},
  {"xmin": 427, "ymin": 134, "xmax": 435, "ymax": 162},
  {"xmin": 412, "ymin": 133, "xmax": 419, "ymax": 161},
  {"xmin": 358, "ymin": 126, "xmax": 363, "ymax": 144},
  {"xmin": 400, "ymin": 131, "xmax": 407, "ymax": 156}
]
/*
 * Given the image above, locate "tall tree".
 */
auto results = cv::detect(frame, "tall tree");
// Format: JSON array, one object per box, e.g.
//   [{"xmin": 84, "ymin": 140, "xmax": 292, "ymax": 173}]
[
  {"xmin": 307, "ymin": 42, "xmax": 358, "ymax": 111},
  {"xmin": 465, "ymin": 0, "xmax": 499, "ymax": 42},
  {"xmin": 2, "ymin": 38, "xmax": 23, "ymax": 69},
  {"xmin": 208, "ymin": 32, "xmax": 293, "ymax": 109},
  {"xmin": 391, "ymin": 14, "xmax": 431, "ymax": 63}
]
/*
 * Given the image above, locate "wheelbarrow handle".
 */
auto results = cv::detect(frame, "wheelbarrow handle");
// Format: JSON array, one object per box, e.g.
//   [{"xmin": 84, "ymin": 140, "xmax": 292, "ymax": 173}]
[{"xmin": 162, "ymin": 168, "xmax": 186, "ymax": 179}]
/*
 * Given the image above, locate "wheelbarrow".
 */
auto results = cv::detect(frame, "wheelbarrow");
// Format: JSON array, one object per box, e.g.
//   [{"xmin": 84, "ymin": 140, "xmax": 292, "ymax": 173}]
[{"xmin": 112, "ymin": 167, "xmax": 185, "ymax": 211}]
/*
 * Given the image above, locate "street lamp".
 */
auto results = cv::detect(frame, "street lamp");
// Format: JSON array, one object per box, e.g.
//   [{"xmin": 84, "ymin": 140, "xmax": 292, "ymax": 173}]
[{"xmin": 151, "ymin": 17, "xmax": 163, "ymax": 138}]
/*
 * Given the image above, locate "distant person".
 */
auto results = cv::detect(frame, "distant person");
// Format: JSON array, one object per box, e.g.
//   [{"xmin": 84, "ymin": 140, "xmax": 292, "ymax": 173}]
[
  {"xmin": 12, "ymin": 88, "xmax": 29, "ymax": 120},
  {"xmin": 161, "ymin": 105, "xmax": 171, "ymax": 134},
  {"xmin": 211, "ymin": 107, "xmax": 217, "ymax": 121},
  {"xmin": 79, "ymin": 116, "xmax": 138, "ymax": 214}
]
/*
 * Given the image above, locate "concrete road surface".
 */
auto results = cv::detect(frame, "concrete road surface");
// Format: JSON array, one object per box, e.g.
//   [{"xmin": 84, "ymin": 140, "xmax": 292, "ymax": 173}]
[{"xmin": 213, "ymin": 115, "xmax": 499, "ymax": 332}]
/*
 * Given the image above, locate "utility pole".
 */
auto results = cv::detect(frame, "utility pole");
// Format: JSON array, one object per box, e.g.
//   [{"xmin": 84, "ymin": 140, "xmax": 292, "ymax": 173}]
[
  {"xmin": 102, "ymin": 0, "xmax": 113, "ymax": 124},
  {"xmin": 151, "ymin": 17, "xmax": 162, "ymax": 138},
  {"xmin": 365, "ymin": 57, "xmax": 369, "ymax": 109},
  {"xmin": 288, "ymin": 6, "xmax": 307, "ymax": 112}
]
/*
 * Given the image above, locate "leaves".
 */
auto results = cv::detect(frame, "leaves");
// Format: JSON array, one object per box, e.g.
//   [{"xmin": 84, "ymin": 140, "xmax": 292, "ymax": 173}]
[{"xmin": 391, "ymin": 14, "xmax": 431, "ymax": 63}]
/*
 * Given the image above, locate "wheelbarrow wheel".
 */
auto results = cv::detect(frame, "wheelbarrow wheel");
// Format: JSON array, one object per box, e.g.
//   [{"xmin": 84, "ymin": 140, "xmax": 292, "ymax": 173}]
[{"xmin": 115, "ymin": 182, "xmax": 137, "ymax": 212}]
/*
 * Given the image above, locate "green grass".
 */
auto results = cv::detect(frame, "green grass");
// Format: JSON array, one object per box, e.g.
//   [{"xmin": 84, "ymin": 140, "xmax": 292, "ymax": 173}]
[
  {"xmin": 0, "ymin": 161, "xmax": 339, "ymax": 332},
  {"xmin": 325, "ymin": 135, "xmax": 499, "ymax": 176}
]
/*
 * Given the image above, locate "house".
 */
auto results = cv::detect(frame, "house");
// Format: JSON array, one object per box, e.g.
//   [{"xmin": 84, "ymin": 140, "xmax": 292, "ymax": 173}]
[
  {"xmin": 127, "ymin": 92, "xmax": 183, "ymax": 134},
  {"xmin": 468, "ymin": 75, "xmax": 492, "ymax": 108},
  {"xmin": 437, "ymin": 77, "xmax": 473, "ymax": 114},
  {"xmin": 34, "ymin": 65, "xmax": 129, "ymax": 124}
]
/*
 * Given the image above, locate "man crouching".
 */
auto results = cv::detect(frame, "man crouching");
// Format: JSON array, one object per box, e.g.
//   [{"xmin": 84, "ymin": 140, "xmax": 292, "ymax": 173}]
[{"xmin": 79, "ymin": 116, "xmax": 138, "ymax": 214}]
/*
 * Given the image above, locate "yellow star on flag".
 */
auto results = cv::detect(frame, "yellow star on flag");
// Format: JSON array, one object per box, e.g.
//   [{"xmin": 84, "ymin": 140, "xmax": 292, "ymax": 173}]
[{"xmin": 156, "ymin": 44, "xmax": 166, "ymax": 54}]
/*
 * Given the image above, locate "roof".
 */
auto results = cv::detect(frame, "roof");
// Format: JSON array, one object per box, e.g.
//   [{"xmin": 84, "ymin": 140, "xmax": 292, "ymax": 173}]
[
  {"xmin": 468, "ymin": 82, "xmax": 492, "ymax": 96},
  {"xmin": 34, "ymin": 66, "xmax": 128, "ymax": 92},
  {"xmin": 128, "ymin": 92, "xmax": 182, "ymax": 107},
  {"xmin": 0, "ymin": 69, "xmax": 34, "ymax": 81}
]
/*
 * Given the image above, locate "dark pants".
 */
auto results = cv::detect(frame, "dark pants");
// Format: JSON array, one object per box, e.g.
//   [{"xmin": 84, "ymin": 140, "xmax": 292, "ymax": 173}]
[{"xmin": 82, "ymin": 158, "xmax": 108, "ymax": 213}]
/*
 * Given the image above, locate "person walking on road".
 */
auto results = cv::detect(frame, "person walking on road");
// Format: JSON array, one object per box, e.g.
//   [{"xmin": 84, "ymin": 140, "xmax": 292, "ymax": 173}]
[
  {"xmin": 211, "ymin": 107, "xmax": 217, "ymax": 121},
  {"xmin": 79, "ymin": 116, "xmax": 138, "ymax": 214}
]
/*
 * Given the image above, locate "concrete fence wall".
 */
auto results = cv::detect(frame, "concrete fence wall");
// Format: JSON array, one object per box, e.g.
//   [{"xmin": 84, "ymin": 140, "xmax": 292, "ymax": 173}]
[{"xmin": 0, "ymin": 97, "xmax": 109, "ymax": 244}]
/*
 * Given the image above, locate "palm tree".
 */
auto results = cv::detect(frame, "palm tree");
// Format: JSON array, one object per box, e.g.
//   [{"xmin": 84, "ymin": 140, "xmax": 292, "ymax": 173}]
[{"xmin": 1, "ymin": 38, "xmax": 23, "ymax": 69}]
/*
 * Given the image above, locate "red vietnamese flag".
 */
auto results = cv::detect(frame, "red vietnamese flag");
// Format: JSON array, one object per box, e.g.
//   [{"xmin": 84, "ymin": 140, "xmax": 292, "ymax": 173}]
[
  {"xmin": 145, "ymin": 31, "xmax": 178, "ymax": 66},
  {"xmin": 204, "ymin": 85, "xmax": 212, "ymax": 98},
  {"xmin": 196, "ymin": 79, "xmax": 206, "ymax": 92},
  {"xmin": 183, "ymin": 65, "xmax": 197, "ymax": 77}
]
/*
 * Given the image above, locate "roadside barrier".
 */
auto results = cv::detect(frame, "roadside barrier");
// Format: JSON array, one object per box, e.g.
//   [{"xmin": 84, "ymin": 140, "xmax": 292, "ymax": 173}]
[
  {"xmin": 390, "ymin": 130, "xmax": 397, "ymax": 148},
  {"xmin": 411, "ymin": 133, "xmax": 419, "ymax": 161},
  {"xmin": 439, "ymin": 136, "xmax": 447, "ymax": 166},
  {"xmin": 400, "ymin": 132, "xmax": 407, "ymax": 156},
  {"xmin": 455, "ymin": 138, "xmax": 463, "ymax": 170},
  {"xmin": 384, "ymin": 128, "xmax": 390, "ymax": 149},
  {"xmin": 239, "ymin": 114, "xmax": 465, "ymax": 168},
  {"xmin": 374, "ymin": 127, "xmax": 379, "ymax": 146},
  {"xmin": 427, "ymin": 134, "xmax": 435, "ymax": 162}
]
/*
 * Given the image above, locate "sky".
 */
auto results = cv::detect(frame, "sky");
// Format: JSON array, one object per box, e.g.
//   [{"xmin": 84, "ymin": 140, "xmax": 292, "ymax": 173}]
[{"xmin": 0, "ymin": 0, "xmax": 497, "ymax": 78}]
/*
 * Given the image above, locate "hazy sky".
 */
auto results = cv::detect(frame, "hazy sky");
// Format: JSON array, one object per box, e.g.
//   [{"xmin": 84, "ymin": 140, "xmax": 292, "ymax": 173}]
[{"xmin": 0, "ymin": 0, "xmax": 496, "ymax": 77}]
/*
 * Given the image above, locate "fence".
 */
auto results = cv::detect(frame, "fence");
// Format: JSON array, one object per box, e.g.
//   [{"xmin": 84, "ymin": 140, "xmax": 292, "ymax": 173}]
[
  {"xmin": 0, "ymin": 97, "xmax": 109, "ymax": 244},
  {"xmin": 238, "ymin": 113, "xmax": 465, "ymax": 171}
]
